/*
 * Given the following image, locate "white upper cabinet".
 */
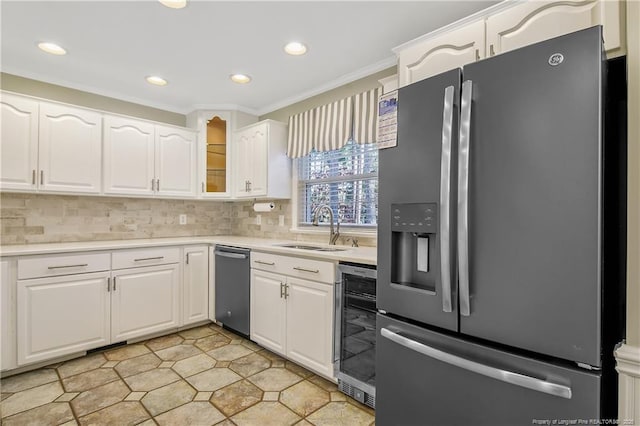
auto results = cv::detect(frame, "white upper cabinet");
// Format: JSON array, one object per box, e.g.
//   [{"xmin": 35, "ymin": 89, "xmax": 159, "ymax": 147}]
[
  {"xmin": 155, "ymin": 125, "xmax": 196, "ymax": 197},
  {"xmin": 232, "ymin": 120, "xmax": 290, "ymax": 199},
  {"xmin": 103, "ymin": 115, "xmax": 155, "ymax": 195},
  {"xmin": 39, "ymin": 102, "xmax": 102, "ymax": 193},
  {"xmin": 485, "ymin": 0, "xmax": 624, "ymax": 57},
  {"xmin": 103, "ymin": 115, "xmax": 196, "ymax": 197},
  {"xmin": 397, "ymin": 20, "xmax": 485, "ymax": 87},
  {"xmin": 0, "ymin": 94, "xmax": 39, "ymax": 191}
]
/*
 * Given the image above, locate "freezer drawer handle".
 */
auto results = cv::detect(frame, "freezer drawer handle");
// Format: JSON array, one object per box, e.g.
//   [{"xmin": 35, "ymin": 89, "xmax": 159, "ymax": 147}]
[
  {"xmin": 457, "ymin": 79, "xmax": 473, "ymax": 317},
  {"xmin": 439, "ymin": 85, "xmax": 455, "ymax": 313},
  {"xmin": 214, "ymin": 251, "xmax": 248, "ymax": 259},
  {"xmin": 380, "ymin": 327, "xmax": 572, "ymax": 400}
]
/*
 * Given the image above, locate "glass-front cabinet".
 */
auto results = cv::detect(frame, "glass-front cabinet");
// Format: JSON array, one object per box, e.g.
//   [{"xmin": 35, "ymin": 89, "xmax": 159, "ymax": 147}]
[
  {"xmin": 206, "ymin": 115, "xmax": 227, "ymax": 193},
  {"xmin": 186, "ymin": 109, "xmax": 257, "ymax": 199}
]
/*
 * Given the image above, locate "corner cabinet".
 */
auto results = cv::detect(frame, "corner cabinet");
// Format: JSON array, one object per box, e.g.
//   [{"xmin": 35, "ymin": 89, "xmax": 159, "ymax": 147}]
[{"xmin": 232, "ymin": 120, "xmax": 291, "ymax": 199}]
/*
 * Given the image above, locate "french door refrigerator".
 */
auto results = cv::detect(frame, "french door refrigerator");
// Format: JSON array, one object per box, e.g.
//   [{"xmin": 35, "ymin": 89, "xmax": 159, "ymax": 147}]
[{"xmin": 376, "ymin": 26, "xmax": 625, "ymax": 425}]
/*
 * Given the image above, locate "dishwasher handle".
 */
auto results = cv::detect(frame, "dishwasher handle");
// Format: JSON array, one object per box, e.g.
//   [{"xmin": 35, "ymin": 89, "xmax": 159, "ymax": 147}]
[{"xmin": 214, "ymin": 250, "xmax": 248, "ymax": 259}]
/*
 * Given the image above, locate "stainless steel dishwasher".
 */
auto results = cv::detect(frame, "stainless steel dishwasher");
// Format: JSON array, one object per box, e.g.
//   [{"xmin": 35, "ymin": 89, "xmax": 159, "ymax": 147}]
[{"xmin": 214, "ymin": 245, "xmax": 250, "ymax": 336}]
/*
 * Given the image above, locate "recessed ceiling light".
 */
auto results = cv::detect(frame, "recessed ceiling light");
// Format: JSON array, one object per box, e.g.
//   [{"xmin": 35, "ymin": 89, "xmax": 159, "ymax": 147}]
[
  {"xmin": 37, "ymin": 42, "xmax": 67, "ymax": 55},
  {"xmin": 284, "ymin": 41, "xmax": 307, "ymax": 56},
  {"xmin": 230, "ymin": 74, "xmax": 252, "ymax": 84},
  {"xmin": 159, "ymin": 0, "xmax": 187, "ymax": 9},
  {"xmin": 146, "ymin": 76, "xmax": 168, "ymax": 86}
]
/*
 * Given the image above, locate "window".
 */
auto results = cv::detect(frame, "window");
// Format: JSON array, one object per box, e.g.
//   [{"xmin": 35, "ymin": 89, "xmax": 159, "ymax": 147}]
[{"xmin": 297, "ymin": 140, "xmax": 378, "ymax": 229}]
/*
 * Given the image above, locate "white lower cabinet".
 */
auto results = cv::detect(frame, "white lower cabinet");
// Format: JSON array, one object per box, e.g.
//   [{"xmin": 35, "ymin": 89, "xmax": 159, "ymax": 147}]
[
  {"xmin": 17, "ymin": 271, "xmax": 111, "ymax": 365},
  {"xmin": 1, "ymin": 260, "xmax": 17, "ymax": 371},
  {"xmin": 250, "ymin": 252, "xmax": 335, "ymax": 378},
  {"xmin": 111, "ymin": 264, "xmax": 180, "ymax": 342},
  {"xmin": 183, "ymin": 245, "xmax": 209, "ymax": 326},
  {"xmin": 285, "ymin": 277, "xmax": 334, "ymax": 377},
  {"xmin": 11, "ymin": 245, "xmax": 204, "ymax": 369},
  {"xmin": 251, "ymin": 270, "xmax": 287, "ymax": 354}
]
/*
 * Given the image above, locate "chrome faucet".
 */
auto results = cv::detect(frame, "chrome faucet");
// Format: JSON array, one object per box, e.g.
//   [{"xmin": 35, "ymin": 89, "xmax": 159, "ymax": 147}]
[{"xmin": 312, "ymin": 204, "xmax": 340, "ymax": 245}]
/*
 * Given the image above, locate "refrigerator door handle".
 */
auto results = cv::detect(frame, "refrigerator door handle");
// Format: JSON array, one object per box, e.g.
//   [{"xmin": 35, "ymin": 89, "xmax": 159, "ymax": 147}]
[
  {"xmin": 440, "ymin": 85, "xmax": 455, "ymax": 313},
  {"xmin": 457, "ymin": 79, "xmax": 473, "ymax": 316},
  {"xmin": 380, "ymin": 327, "xmax": 572, "ymax": 399}
]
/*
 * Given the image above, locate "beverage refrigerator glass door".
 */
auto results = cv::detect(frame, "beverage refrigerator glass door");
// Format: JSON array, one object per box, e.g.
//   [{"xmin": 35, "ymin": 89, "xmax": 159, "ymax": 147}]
[{"xmin": 334, "ymin": 263, "xmax": 377, "ymax": 408}]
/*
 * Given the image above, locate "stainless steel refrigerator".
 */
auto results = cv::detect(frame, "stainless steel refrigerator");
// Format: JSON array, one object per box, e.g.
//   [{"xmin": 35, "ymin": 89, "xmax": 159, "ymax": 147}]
[{"xmin": 376, "ymin": 26, "xmax": 626, "ymax": 425}]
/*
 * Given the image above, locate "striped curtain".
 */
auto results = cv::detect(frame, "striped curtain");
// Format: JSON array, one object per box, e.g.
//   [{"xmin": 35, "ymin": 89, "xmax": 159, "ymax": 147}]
[
  {"xmin": 287, "ymin": 97, "xmax": 352, "ymax": 158},
  {"xmin": 286, "ymin": 87, "xmax": 379, "ymax": 158},
  {"xmin": 352, "ymin": 87, "xmax": 380, "ymax": 145}
]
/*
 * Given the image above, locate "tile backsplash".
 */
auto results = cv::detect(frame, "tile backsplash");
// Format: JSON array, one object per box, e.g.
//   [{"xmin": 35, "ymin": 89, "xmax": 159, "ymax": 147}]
[
  {"xmin": 0, "ymin": 193, "xmax": 376, "ymax": 247},
  {"xmin": 0, "ymin": 193, "xmax": 231, "ymax": 245}
]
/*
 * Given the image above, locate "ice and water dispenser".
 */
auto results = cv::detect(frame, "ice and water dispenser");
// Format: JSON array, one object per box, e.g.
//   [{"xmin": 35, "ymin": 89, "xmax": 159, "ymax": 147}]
[{"xmin": 391, "ymin": 203, "xmax": 437, "ymax": 294}]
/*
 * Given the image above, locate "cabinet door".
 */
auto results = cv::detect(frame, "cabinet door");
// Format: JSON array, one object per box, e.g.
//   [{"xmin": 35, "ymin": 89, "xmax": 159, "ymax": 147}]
[
  {"xmin": 156, "ymin": 126, "xmax": 197, "ymax": 197},
  {"xmin": 39, "ymin": 102, "xmax": 102, "ymax": 193},
  {"xmin": 233, "ymin": 128, "xmax": 252, "ymax": 197},
  {"xmin": 1, "ymin": 260, "xmax": 17, "ymax": 371},
  {"xmin": 285, "ymin": 277, "xmax": 334, "ymax": 377},
  {"xmin": 103, "ymin": 115, "xmax": 155, "ymax": 196},
  {"xmin": 247, "ymin": 124, "xmax": 268, "ymax": 196},
  {"xmin": 486, "ymin": 0, "xmax": 623, "ymax": 57},
  {"xmin": 111, "ymin": 264, "xmax": 180, "ymax": 342},
  {"xmin": 183, "ymin": 246, "xmax": 209, "ymax": 326},
  {"xmin": 17, "ymin": 271, "xmax": 111, "ymax": 365},
  {"xmin": 0, "ymin": 94, "xmax": 39, "ymax": 191},
  {"xmin": 250, "ymin": 269, "xmax": 286, "ymax": 355},
  {"xmin": 398, "ymin": 20, "xmax": 485, "ymax": 87}
]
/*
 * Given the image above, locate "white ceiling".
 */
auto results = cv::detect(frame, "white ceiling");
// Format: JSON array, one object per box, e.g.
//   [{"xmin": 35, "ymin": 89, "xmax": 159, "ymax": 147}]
[{"xmin": 1, "ymin": 1, "xmax": 498, "ymax": 116}]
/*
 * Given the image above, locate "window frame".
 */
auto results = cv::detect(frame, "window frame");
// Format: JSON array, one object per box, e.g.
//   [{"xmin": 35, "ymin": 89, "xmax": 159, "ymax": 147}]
[{"xmin": 291, "ymin": 142, "xmax": 378, "ymax": 238}]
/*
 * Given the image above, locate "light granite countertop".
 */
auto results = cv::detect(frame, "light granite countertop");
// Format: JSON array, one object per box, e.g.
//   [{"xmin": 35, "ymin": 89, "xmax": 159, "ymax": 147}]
[{"xmin": 0, "ymin": 236, "xmax": 377, "ymax": 265}]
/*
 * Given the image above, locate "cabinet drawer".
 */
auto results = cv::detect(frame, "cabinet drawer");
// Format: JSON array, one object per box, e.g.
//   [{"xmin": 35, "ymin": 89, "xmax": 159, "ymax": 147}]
[
  {"xmin": 18, "ymin": 253, "xmax": 110, "ymax": 280},
  {"xmin": 112, "ymin": 247, "xmax": 180, "ymax": 270},
  {"xmin": 251, "ymin": 252, "xmax": 335, "ymax": 284}
]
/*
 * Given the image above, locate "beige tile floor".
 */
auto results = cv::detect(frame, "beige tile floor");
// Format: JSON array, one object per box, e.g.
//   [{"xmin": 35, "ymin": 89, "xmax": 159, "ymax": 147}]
[{"xmin": 0, "ymin": 323, "xmax": 375, "ymax": 425}]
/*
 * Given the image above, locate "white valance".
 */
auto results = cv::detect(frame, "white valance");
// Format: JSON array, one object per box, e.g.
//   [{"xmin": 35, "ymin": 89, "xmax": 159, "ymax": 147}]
[{"xmin": 287, "ymin": 87, "xmax": 380, "ymax": 158}]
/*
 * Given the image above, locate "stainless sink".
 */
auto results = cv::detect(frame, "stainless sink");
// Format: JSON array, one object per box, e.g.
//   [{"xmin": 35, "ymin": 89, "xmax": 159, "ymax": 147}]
[{"xmin": 276, "ymin": 244, "xmax": 347, "ymax": 252}]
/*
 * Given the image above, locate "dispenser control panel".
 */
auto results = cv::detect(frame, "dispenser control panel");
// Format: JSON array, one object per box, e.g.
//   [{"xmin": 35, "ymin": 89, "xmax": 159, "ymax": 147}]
[{"xmin": 391, "ymin": 203, "xmax": 437, "ymax": 232}]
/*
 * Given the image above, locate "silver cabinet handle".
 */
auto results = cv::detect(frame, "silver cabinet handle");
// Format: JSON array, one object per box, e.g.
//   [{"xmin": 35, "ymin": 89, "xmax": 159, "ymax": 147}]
[
  {"xmin": 40, "ymin": 170, "xmax": 44, "ymax": 185},
  {"xmin": 134, "ymin": 256, "xmax": 164, "ymax": 262},
  {"xmin": 186, "ymin": 253, "xmax": 190, "ymax": 265},
  {"xmin": 380, "ymin": 328, "xmax": 572, "ymax": 399},
  {"xmin": 107, "ymin": 277, "xmax": 111, "ymax": 292},
  {"xmin": 457, "ymin": 79, "xmax": 473, "ymax": 317},
  {"xmin": 32, "ymin": 170, "xmax": 36, "ymax": 185},
  {"xmin": 280, "ymin": 282, "xmax": 285, "ymax": 298},
  {"xmin": 254, "ymin": 260, "xmax": 275, "ymax": 266},
  {"xmin": 156, "ymin": 179, "xmax": 160, "ymax": 191},
  {"xmin": 248, "ymin": 180, "xmax": 252, "ymax": 191},
  {"xmin": 202, "ymin": 182, "xmax": 205, "ymax": 193},
  {"xmin": 284, "ymin": 283, "xmax": 289, "ymax": 299},
  {"xmin": 214, "ymin": 251, "xmax": 248, "ymax": 259},
  {"xmin": 47, "ymin": 263, "xmax": 89, "ymax": 270},
  {"xmin": 151, "ymin": 178, "xmax": 156, "ymax": 191},
  {"xmin": 490, "ymin": 44, "xmax": 495, "ymax": 56},
  {"xmin": 113, "ymin": 277, "xmax": 117, "ymax": 291},
  {"xmin": 293, "ymin": 266, "xmax": 319, "ymax": 274},
  {"xmin": 440, "ymin": 85, "xmax": 455, "ymax": 313}
]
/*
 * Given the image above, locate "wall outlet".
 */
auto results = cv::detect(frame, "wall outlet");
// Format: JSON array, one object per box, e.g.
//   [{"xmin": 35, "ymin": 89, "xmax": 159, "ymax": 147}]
[
  {"xmin": 256, "ymin": 215, "xmax": 261, "ymax": 225},
  {"xmin": 179, "ymin": 214, "xmax": 187, "ymax": 225},
  {"xmin": 279, "ymin": 215, "xmax": 285, "ymax": 227}
]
